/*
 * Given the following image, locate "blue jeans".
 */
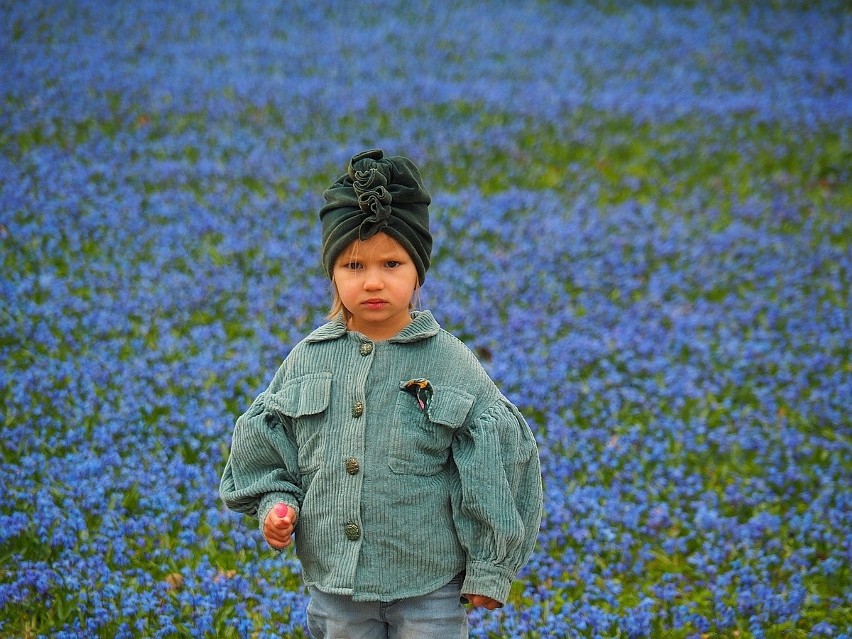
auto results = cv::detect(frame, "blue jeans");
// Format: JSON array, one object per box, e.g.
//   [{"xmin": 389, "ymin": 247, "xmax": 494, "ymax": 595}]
[{"xmin": 306, "ymin": 575, "xmax": 468, "ymax": 639}]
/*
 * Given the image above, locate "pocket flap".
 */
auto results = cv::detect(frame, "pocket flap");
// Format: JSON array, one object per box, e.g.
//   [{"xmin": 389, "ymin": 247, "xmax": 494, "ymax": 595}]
[
  {"xmin": 267, "ymin": 372, "xmax": 332, "ymax": 418},
  {"xmin": 427, "ymin": 386, "xmax": 475, "ymax": 428}
]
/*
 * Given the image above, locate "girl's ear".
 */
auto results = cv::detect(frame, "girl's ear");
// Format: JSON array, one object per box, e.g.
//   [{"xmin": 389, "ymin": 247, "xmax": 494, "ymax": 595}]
[{"xmin": 410, "ymin": 283, "xmax": 422, "ymax": 311}]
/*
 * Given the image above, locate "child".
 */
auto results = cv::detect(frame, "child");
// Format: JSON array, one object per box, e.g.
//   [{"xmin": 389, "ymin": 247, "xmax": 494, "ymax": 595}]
[{"xmin": 220, "ymin": 149, "xmax": 543, "ymax": 638}]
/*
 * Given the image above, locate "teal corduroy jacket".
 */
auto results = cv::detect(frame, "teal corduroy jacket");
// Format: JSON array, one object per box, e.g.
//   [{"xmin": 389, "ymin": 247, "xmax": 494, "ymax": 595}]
[{"xmin": 220, "ymin": 311, "xmax": 543, "ymax": 604}]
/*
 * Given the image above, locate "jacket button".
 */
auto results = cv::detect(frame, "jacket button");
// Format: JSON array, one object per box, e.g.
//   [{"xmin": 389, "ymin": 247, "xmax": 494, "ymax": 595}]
[
  {"xmin": 345, "ymin": 458, "xmax": 360, "ymax": 475},
  {"xmin": 359, "ymin": 342, "xmax": 373, "ymax": 356},
  {"xmin": 345, "ymin": 522, "xmax": 361, "ymax": 541},
  {"xmin": 352, "ymin": 401, "xmax": 364, "ymax": 418}
]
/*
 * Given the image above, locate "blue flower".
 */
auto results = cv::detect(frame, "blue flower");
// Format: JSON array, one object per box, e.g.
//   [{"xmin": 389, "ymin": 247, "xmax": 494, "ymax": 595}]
[{"xmin": 1, "ymin": 0, "xmax": 849, "ymax": 636}]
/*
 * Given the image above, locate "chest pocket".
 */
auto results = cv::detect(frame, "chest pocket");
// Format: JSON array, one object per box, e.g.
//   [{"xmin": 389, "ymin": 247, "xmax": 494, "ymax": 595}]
[
  {"xmin": 267, "ymin": 372, "xmax": 332, "ymax": 474},
  {"xmin": 389, "ymin": 385, "xmax": 475, "ymax": 476}
]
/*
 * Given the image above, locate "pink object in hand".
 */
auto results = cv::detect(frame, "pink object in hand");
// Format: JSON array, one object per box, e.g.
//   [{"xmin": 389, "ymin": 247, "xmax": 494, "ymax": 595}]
[{"xmin": 274, "ymin": 503, "xmax": 289, "ymax": 519}]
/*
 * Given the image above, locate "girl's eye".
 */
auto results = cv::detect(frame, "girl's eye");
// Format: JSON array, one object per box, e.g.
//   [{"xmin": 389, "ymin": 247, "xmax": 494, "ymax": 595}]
[
  {"xmin": 386, "ymin": 260, "xmax": 401, "ymax": 268},
  {"xmin": 344, "ymin": 262, "xmax": 362, "ymax": 270}
]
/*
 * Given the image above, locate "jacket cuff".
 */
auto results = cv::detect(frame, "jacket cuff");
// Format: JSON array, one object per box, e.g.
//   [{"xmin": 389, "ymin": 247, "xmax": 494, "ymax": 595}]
[{"xmin": 461, "ymin": 560, "xmax": 513, "ymax": 606}]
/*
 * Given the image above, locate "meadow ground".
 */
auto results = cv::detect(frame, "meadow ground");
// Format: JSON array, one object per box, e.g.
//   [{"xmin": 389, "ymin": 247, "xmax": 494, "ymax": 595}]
[{"xmin": 1, "ymin": 1, "xmax": 850, "ymax": 637}]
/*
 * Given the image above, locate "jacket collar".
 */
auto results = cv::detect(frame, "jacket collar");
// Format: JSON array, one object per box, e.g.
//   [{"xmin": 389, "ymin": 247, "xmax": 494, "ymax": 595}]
[{"xmin": 305, "ymin": 310, "xmax": 440, "ymax": 344}]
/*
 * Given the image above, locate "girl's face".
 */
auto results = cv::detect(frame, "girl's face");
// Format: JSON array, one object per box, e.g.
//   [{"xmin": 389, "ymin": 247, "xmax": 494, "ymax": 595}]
[{"xmin": 333, "ymin": 232, "xmax": 419, "ymax": 341}]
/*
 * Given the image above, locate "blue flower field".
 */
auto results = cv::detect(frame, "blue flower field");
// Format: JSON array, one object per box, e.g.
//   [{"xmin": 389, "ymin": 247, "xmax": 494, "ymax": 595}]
[{"xmin": 1, "ymin": 1, "xmax": 850, "ymax": 637}]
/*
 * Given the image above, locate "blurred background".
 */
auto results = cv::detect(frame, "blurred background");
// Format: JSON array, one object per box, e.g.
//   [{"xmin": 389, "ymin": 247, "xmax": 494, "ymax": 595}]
[{"xmin": 1, "ymin": 1, "xmax": 849, "ymax": 637}]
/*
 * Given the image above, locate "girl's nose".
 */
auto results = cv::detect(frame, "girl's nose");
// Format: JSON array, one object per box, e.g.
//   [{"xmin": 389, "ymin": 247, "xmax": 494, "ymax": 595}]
[{"xmin": 363, "ymin": 269, "xmax": 384, "ymax": 290}]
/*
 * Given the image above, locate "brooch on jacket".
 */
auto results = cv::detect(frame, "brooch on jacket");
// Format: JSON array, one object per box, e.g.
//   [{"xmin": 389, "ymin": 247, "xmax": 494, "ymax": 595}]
[{"xmin": 400, "ymin": 379, "xmax": 432, "ymax": 410}]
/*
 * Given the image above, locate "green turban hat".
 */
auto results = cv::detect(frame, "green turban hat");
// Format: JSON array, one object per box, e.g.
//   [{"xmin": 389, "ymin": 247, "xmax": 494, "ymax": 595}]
[{"xmin": 320, "ymin": 149, "xmax": 432, "ymax": 285}]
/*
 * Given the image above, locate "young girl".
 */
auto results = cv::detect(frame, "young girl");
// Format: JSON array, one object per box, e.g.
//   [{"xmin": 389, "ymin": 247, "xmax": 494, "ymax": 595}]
[{"xmin": 220, "ymin": 149, "xmax": 543, "ymax": 638}]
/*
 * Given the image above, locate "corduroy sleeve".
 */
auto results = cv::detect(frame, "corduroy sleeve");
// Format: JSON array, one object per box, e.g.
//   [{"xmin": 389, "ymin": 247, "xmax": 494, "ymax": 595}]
[
  {"xmin": 450, "ymin": 398, "xmax": 543, "ymax": 605},
  {"xmin": 219, "ymin": 390, "xmax": 303, "ymax": 535}
]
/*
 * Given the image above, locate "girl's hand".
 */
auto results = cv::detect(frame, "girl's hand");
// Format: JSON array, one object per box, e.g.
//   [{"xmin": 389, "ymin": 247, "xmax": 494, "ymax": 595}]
[
  {"xmin": 463, "ymin": 594, "xmax": 502, "ymax": 610},
  {"xmin": 263, "ymin": 503, "xmax": 296, "ymax": 549}
]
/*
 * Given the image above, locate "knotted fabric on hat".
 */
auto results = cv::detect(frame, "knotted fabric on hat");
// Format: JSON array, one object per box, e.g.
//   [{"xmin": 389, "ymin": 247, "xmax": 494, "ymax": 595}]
[{"xmin": 320, "ymin": 149, "xmax": 432, "ymax": 284}]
